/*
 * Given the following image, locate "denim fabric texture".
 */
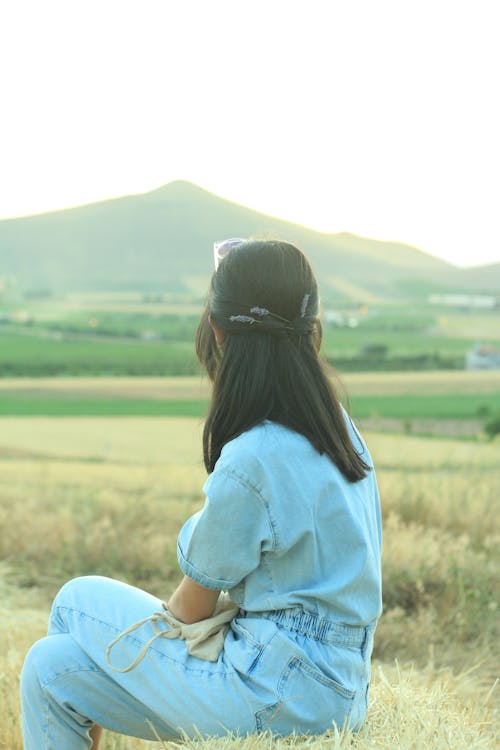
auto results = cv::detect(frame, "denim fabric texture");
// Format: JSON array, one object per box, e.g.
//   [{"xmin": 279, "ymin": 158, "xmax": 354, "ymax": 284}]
[{"xmin": 21, "ymin": 416, "xmax": 382, "ymax": 747}]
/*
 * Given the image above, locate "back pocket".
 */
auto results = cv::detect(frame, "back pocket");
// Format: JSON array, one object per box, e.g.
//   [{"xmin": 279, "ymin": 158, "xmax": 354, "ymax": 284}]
[
  {"xmin": 255, "ymin": 656, "xmax": 355, "ymax": 736},
  {"xmin": 225, "ymin": 619, "xmax": 265, "ymax": 676}
]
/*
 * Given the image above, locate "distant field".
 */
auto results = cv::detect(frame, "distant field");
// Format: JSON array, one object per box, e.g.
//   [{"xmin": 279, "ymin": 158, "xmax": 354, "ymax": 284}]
[
  {"xmin": 0, "ymin": 372, "xmax": 498, "ymax": 421},
  {"xmin": 1, "ymin": 370, "xmax": 499, "ymax": 396},
  {"xmin": 0, "ymin": 324, "xmax": 475, "ymax": 374},
  {"xmin": 1, "ymin": 392, "xmax": 500, "ymax": 420},
  {"xmin": 2, "ymin": 295, "xmax": 499, "ymax": 375},
  {"xmin": 0, "ymin": 395, "xmax": 208, "ymax": 416},
  {"xmin": 0, "ymin": 327, "xmax": 200, "ymax": 375}
]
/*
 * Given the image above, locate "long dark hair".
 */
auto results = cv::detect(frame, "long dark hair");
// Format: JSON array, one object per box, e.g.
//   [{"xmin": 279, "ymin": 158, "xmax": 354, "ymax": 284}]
[{"xmin": 195, "ymin": 239, "xmax": 370, "ymax": 482}]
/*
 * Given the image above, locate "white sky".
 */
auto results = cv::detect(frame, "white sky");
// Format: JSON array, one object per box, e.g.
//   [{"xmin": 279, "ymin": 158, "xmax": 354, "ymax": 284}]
[{"xmin": 0, "ymin": 0, "xmax": 499, "ymax": 268}]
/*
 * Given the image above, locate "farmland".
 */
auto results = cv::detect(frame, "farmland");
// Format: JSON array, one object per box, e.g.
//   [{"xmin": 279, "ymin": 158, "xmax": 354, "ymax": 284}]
[
  {"xmin": 1, "ymin": 290, "xmax": 499, "ymax": 377},
  {"xmin": 0, "ymin": 372, "xmax": 498, "ymax": 440}
]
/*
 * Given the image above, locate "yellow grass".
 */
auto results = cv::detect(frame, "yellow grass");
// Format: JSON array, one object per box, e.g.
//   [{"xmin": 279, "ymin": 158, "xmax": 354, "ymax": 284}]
[
  {"xmin": 1, "ymin": 594, "xmax": 497, "ymax": 750},
  {"xmin": 0, "ymin": 416, "xmax": 498, "ymax": 749},
  {"xmin": 0, "ymin": 376, "xmax": 211, "ymax": 399},
  {"xmin": 1, "ymin": 416, "xmax": 499, "ymax": 469},
  {"xmin": 0, "ymin": 416, "xmax": 205, "ymax": 464},
  {"xmin": 1, "ymin": 564, "xmax": 498, "ymax": 750},
  {"xmin": 1, "ymin": 369, "xmax": 499, "ymax": 398},
  {"xmin": 338, "ymin": 369, "xmax": 500, "ymax": 396},
  {"xmin": 436, "ymin": 314, "xmax": 500, "ymax": 341}
]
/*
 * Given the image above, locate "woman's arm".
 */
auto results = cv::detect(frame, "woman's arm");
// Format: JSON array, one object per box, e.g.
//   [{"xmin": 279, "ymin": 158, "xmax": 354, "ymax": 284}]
[{"xmin": 166, "ymin": 575, "xmax": 220, "ymax": 624}]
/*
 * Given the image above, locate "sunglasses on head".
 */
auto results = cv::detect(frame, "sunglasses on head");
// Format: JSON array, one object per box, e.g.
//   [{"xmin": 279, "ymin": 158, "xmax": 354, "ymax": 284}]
[{"xmin": 213, "ymin": 238, "xmax": 246, "ymax": 270}]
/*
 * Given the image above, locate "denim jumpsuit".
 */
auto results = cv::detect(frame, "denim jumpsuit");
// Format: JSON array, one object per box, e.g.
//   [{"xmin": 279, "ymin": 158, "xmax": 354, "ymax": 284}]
[{"xmin": 21, "ymin": 417, "xmax": 382, "ymax": 748}]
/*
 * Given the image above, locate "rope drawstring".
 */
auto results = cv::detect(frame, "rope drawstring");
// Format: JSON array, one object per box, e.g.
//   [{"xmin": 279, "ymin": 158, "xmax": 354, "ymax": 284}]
[
  {"xmin": 106, "ymin": 605, "xmax": 183, "ymax": 673},
  {"xmin": 106, "ymin": 598, "xmax": 239, "ymax": 672}
]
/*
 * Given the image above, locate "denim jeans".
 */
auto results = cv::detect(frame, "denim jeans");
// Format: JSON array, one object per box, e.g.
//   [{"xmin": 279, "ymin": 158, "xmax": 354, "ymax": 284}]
[{"xmin": 21, "ymin": 576, "xmax": 375, "ymax": 748}]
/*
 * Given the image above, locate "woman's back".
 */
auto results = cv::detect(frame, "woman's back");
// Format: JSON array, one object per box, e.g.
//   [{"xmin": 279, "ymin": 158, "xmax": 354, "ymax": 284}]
[{"xmin": 178, "ymin": 416, "xmax": 382, "ymax": 627}]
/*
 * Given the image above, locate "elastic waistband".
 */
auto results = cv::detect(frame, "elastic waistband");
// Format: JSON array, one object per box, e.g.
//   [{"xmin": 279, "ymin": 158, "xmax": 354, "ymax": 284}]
[{"xmin": 240, "ymin": 607, "xmax": 374, "ymax": 647}]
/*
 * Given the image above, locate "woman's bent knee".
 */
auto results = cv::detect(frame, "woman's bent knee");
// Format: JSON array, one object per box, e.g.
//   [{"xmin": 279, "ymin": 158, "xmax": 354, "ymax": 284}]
[
  {"xmin": 22, "ymin": 633, "xmax": 92, "ymax": 692},
  {"xmin": 49, "ymin": 575, "xmax": 116, "ymax": 634},
  {"xmin": 21, "ymin": 638, "xmax": 45, "ymax": 695},
  {"xmin": 54, "ymin": 575, "xmax": 107, "ymax": 604}
]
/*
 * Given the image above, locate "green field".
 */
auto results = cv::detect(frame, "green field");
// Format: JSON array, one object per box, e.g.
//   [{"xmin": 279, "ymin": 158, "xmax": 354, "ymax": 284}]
[
  {"xmin": 0, "ymin": 394, "xmax": 208, "ymax": 416},
  {"xmin": 0, "ymin": 324, "xmax": 476, "ymax": 374},
  {"xmin": 1, "ymin": 391, "xmax": 499, "ymax": 419},
  {"xmin": 0, "ymin": 326, "xmax": 200, "ymax": 376},
  {"xmin": 1, "ymin": 293, "xmax": 499, "ymax": 376},
  {"xmin": 0, "ymin": 372, "xmax": 499, "ymax": 430}
]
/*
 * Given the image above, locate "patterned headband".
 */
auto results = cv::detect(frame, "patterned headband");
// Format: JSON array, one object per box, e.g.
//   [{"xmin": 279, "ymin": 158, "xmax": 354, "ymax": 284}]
[{"xmin": 220, "ymin": 295, "xmax": 314, "ymax": 337}]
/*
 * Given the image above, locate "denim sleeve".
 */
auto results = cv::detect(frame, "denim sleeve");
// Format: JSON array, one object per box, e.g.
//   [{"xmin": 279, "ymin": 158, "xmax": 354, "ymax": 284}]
[{"xmin": 177, "ymin": 467, "xmax": 275, "ymax": 590}]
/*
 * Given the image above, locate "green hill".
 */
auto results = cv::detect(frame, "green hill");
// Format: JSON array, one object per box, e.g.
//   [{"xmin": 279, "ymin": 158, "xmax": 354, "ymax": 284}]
[
  {"xmin": 455, "ymin": 261, "xmax": 500, "ymax": 291},
  {"xmin": 0, "ymin": 180, "xmax": 496, "ymax": 299}
]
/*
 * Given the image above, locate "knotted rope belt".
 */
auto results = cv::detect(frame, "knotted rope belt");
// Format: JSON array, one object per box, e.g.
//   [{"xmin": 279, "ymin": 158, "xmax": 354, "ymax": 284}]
[{"xmin": 106, "ymin": 596, "xmax": 239, "ymax": 672}]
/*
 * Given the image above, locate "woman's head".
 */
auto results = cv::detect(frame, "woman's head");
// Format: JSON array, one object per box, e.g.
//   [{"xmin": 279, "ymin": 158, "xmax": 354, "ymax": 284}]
[
  {"xmin": 198, "ymin": 239, "xmax": 321, "ymax": 374},
  {"xmin": 196, "ymin": 238, "xmax": 370, "ymax": 482}
]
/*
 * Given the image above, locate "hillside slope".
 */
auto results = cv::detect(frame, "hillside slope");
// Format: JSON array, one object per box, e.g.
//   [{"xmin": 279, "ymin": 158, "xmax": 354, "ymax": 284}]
[{"xmin": 0, "ymin": 181, "xmax": 495, "ymax": 298}]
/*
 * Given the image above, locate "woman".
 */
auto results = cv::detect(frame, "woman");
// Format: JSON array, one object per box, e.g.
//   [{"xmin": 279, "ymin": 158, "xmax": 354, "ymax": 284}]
[{"xmin": 21, "ymin": 238, "xmax": 382, "ymax": 748}]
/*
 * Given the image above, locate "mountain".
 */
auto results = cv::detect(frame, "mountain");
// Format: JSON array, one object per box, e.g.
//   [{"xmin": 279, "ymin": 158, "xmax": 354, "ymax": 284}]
[
  {"xmin": 454, "ymin": 261, "xmax": 500, "ymax": 292},
  {"xmin": 0, "ymin": 181, "xmax": 497, "ymax": 300}
]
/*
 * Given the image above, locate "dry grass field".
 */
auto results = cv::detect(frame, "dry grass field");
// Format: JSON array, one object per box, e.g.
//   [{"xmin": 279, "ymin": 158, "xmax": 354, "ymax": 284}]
[
  {"xmin": 0, "ymin": 409, "xmax": 498, "ymax": 748},
  {"xmin": 1, "ymin": 369, "xmax": 499, "ymax": 398}
]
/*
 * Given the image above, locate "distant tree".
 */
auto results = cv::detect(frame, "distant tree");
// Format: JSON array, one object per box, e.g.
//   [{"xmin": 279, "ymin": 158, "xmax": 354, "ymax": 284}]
[
  {"xmin": 361, "ymin": 344, "xmax": 388, "ymax": 358},
  {"xmin": 476, "ymin": 404, "xmax": 491, "ymax": 418},
  {"xmin": 484, "ymin": 413, "xmax": 500, "ymax": 440}
]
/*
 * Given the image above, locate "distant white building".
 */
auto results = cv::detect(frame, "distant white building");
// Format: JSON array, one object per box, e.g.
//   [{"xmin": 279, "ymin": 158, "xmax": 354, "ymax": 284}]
[
  {"xmin": 323, "ymin": 310, "xmax": 359, "ymax": 328},
  {"xmin": 140, "ymin": 330, "xmax": 162, "ymax": 341},
  {"xmin": 429, "ymin": 293, "xmax": 497, "ymax": 309},
  {"xmin": 466, "ymin": 343, "xmax": 500, "ymax": 370}
]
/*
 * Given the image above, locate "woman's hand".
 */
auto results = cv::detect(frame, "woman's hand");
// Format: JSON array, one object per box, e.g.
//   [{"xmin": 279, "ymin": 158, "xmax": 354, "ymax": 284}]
[{"xmin": 166, "ymin": 576, "xmax": 220, "ymax": 624}]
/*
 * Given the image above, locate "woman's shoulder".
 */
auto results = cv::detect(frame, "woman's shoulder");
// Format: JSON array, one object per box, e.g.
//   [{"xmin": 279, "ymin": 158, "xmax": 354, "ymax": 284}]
[
  {"xmin": 215, "ymin": 414, "xmax": 373, "ymax": 491},
  {"xmin": 205, "ymin": 423, "xmax": 308, "ymax": 507},
  {"xmin": 213, "ymin": 420, "xmax": 322, "ymax": 489},
  {"xmin": 220, "ymin": 420, "xmax": 312, "ymax": 462},
  {"xmin": 221, "ymin": 414, "xmax": 369, "ymax": 463}
]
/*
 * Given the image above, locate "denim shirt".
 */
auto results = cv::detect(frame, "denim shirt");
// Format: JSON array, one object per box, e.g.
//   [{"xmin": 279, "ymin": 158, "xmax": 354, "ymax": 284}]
[{"xmin": 177, "ymin": 417, "xmax": 382, "ymax": 628}]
